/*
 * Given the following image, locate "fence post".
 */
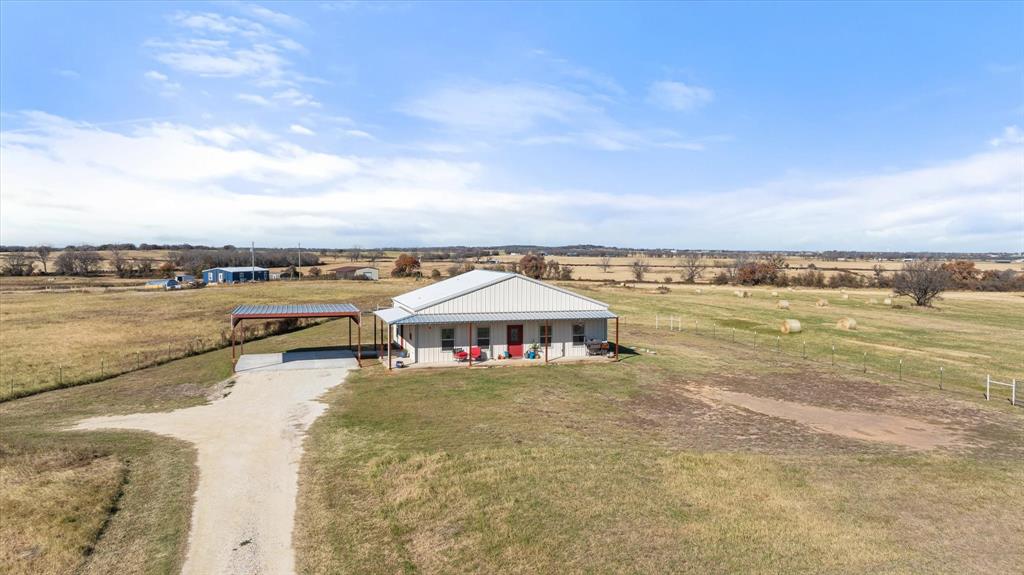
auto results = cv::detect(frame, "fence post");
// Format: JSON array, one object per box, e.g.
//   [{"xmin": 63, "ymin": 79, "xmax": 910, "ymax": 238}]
[
  {"xmin": 713, "ymin": 323, "xmax": 717, "ymax": 338},
  {"xmin": 753, "ymin": 331, "xmax": 757, "ymax": 348},
  {"xmin": 59, "ymin": 364, "xmax": 63, "ymax": 385},
  {"xmin": 985, "ymin": 374, "xmax": 990, "ymax": 400},
  {"xmin": 862, "ymin": 352, "xmax": 867, "ymax": 373},
  {"xmin": 694, "ymin": 319, "xmax": 698, "ymax": 334},
  {"xmin": 776, "ymin": 335, "xmax": 780, "ymax": 353},
  {"xmin": 939, "ymin": 366, "xmax": 943, "ymax": 390},
  {"xmin": 831, "ymin": 344, "xmax": 835, "ymax": 367},
  {"xmin": 802, "ymin": 340, "xmax": 806, "ymax": 359},
  {"xmin": 899, "ymin": 358, "xmax": 903, "ymax": 381},
  {"xmin": 732, "ymin": 327, "xmax": 736, "ymax": 342},
  {"xmin": 1013, "ymin": 379, "xmax": 1017, "ymax": 407},
  {"xmin": 101, "ymin": 358, "xmax": 105, "ymax": 378}
]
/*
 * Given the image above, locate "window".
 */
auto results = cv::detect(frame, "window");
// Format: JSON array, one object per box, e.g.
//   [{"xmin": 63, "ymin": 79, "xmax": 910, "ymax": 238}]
[
  {"xmin": 539, "ymin": 324, "xmax": 552, "ymax": 345},
  {"xmin": 441, "ymin": 328, "xmax": 455, "ymax": 351},
  {"xmin": 476, "ymin": 326, "xmax": 490, "ymax": 347},
  {"xmin": 572, "ymin": 323, "xmax": 585, "ymax": 345}
]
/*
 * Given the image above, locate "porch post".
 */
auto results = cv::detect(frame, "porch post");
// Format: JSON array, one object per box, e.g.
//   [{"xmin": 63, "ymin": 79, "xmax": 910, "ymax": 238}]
[
  {"xmin": 240, "ymin": 321, "xmax": 245, "ymax": 355},
  {"xmin": 468, "ymin": 322, "xmax": 473, "ymax": 368},
  {"xmin": 386, "ymin": 323, "xmax": 392, "ymax": 371},
  {"xmin": 348, "ymin": 320, "xmax": 352, "ymax": 350},
  {"xmin": 374, "ymin": 317, "xmax": 378, "ymax": 356},
  {"xmin": 356, "ymin": 316, "xmax": 362, "ymax": 365},
  {"xmin": 615, "ymin": 317, "xmax": 619, "ymax": 360},
  {"xmin": 545, "ymin": 320, "xmax": 549, "ymax": 363},
  {"xmin": 231, "ymin": 322, "xmax": 236, "ymax": 362}
]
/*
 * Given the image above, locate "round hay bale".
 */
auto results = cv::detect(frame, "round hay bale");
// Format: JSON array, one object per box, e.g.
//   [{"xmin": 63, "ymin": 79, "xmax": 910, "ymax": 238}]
[
  {"xmin": 841, "ymin": 294, "xmax": 849, "ymax": 300},
  {"xmin": 815, "ymin": 298, "xmax": 829, "ymax": 307},
  {"xmin": 883, "ymin": 297, "xmax": 892, "ymax": 306},
  {"xmin": 771, "ymin": 290, "xmax": 779, "ymax": 297},
  {"xmin": 694, "ymin": 288, "xmax": 703, "ymax": 295},
  {"xmin": 777, "ymin": 300, "xmax": 790, "ymax": 309},
  {"xmin": 781, "ymin": 319, "xmax": 801, "ymax": 333},
  {"xmin": 734, "ymin": 290, "xmax": 750, "ymax": 298},
  {"xmin": 837, "ymin": 317, "xmax": 857, "ymax": 330}
]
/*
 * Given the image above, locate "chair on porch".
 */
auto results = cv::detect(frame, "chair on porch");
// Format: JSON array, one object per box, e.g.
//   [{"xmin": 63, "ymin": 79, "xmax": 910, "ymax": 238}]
[{"xmin": 453, "ymin": 346, "xmax": 482, "ymax": 362}]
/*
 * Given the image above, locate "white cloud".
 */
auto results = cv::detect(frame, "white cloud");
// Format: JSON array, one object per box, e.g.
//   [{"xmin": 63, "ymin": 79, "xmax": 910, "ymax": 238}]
[
  {"xmin": 273, "ymin": 88, "xmax": 320, "ymax": 108},
  {"xmin": 238, "ymin": 4, "xmax": 304, "ymax": 29},
  {"xmin": 1, "ymin": 112, "xmax": 1019, "ymax": 251},
  {"xmin": 143, "ymin": 69, "xmax": 182, "ymax": 96},
  {"xmin": 648, "ymin": 80, "xmax": 714, "ymax": 111},
  {"xmin": 989, "ymin": 125, "xmax": 1024, "ymax": 147},
  {"xmin": 289, "ymin": 124, "xmax": 316, "ymax": 136},
  {"xmin": 343, "ymin": 129, "xmax": 373, "ymax": 139},
  {"xmin": 236, "ymin": 93, "xmax": 272, "ymax": 106}
]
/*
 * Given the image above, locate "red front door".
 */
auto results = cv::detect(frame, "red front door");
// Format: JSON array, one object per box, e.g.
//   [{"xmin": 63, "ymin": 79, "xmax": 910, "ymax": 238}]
[{"xmin": 507, "ymin": 325, "xmax": 524, "ymax": 358}]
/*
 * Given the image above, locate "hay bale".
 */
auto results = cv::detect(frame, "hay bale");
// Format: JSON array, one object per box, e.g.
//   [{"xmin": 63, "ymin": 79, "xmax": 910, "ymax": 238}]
[
  {"xmin": 734, "ymin": 290, "xmax": 750, "ymax": 298},
  {"xmin": 883, "ymin": 297, "xmax": 892, "ymax": 306},
  {"xmin": 837, "ymin": 317, "xmax": 857, "ymax": 330},
  {"xmin": 781, "ymin": 319, "xmax": 802, "ymax": 334},
  {"xmin": 771, "ymin": 290, "xmax": 779, "ymax": 297},
  {"xmin": 841, "ymin": 294, "xmax": 849, "ymax": 300},
  {"xmin": 694, "ymin": 288, "xmax": 703, "ymax": 295},
  {"xmin": 815, "ymin": 298, "xmax": 829, "ymax": 307},
  {"xmin": 777, "ymin": 300, "xmax": 790, "ymax": 309}
]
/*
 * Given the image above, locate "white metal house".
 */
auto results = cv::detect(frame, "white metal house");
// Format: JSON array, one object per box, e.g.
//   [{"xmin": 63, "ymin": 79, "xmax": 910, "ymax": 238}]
[{"xmin": 372, "ymin": 270, "xmax": 618, "ymax": 369}]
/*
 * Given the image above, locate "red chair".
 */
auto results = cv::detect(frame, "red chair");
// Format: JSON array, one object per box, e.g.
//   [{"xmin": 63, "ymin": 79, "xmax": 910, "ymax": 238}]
[{"xmin": 453, "ymin": 346, "xmax": 483, "ymax": 362}]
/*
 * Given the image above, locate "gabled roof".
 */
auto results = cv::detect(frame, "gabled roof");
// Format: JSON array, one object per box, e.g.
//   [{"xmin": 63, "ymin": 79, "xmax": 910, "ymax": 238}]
[
  {"xmin": 329, "ymin": 266, "xmax": 377, "ymax": 273},
  {"xmin": 393, "ymin": 270, "xmax": 512, "ymax": 311},
  {"xmin": 391, "ymin": 269, "xmax": 608, "ymax": 312}
]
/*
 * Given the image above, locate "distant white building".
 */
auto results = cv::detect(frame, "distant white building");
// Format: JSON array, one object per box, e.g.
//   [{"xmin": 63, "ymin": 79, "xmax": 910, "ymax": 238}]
[{"xmin": 372, "ymin": 270, "xmax": 618, "ymax": 368}]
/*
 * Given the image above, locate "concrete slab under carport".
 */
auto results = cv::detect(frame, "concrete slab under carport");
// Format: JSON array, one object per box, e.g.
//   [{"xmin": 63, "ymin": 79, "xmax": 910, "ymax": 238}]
[{"xmin": 234, "ymin": 348, "xmax": 359, "ymax": 373}]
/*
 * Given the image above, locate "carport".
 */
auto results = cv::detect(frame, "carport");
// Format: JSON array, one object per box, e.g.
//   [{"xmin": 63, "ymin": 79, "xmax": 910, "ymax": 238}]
[{"xmin": 230, "ymin": 304, "xmax": 362, "ymax": 369}]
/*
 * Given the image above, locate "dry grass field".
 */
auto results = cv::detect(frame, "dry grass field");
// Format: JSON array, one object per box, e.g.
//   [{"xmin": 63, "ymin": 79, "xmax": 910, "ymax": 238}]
[
  {"xmin": 1, "ymin": 283, "xmax": 1021, "ymax": 574},
  {"xmin": 0, "ymin": 279, "xmax": 408, "ymax": 399}
]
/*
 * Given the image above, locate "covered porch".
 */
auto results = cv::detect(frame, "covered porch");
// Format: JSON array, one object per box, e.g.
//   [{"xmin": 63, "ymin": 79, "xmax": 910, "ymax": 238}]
[{"xmin": 371, "ymin": 310, "xmax": 619, "ymax": 371}]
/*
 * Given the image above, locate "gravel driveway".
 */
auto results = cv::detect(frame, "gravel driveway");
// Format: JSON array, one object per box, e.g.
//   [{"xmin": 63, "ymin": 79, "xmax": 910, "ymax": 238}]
[{"xmin": 76, "ymin": 350, "xmax": 358, "ymax": 575}]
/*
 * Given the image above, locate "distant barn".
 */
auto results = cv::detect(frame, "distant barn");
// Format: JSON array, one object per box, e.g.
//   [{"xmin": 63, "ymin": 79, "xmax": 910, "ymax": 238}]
[
  {"xmin": 203, "ymin": 267, "xmax": 269, "ymax": 284},
  {"xmin": 329, "ymin": 266, "xmax": 379, "ymax": 281}
]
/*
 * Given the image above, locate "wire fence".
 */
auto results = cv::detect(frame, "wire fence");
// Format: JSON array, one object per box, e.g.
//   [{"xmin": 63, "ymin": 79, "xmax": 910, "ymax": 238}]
[
  {"xmin": 0, "ymin": 317, "xmax": 331, "ymax": 402},
  {"xmin": 651, "ymin": 314, "xmax": 1022, "ymax": 408}
]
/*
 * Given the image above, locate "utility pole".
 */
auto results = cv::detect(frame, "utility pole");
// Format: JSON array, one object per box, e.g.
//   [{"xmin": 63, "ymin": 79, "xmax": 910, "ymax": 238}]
[{"xmin": 297, "ymin": 242, "xmax": 302, "ymax": 280}]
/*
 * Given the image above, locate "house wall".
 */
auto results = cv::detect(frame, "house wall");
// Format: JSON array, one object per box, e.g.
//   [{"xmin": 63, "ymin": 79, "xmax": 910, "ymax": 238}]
[
  {"xmin": 397, "ymin": 319, "xmax": 609, "ymax": 365},
  {"xmin": 415, "ymin": 276, "xmax": 606, "ymax": 314}
]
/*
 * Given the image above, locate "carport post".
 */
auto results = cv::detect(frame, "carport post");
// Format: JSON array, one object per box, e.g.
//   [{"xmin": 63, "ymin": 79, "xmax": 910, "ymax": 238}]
[
  {"xmin": 386, "ymin": 323, "xmax": 391, "ymax": 371},
  {"xmin": 615, "ymin": 317, "xmax": 619, "ymax": 360},
  {"xmin": 348, "ymin": 320, "xmax": 352, "ymax": 350},
  {"xmin": 240, "ymin": 321, "xmax": 245, "ymax": 355},
  {"xmin": 231, "ymin": 323, "xmax": 236, "ymax": 361}
]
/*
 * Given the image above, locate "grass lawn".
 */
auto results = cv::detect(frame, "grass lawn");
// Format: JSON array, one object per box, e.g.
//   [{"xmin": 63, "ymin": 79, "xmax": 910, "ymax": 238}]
[
  {"xmin": 296, "ymin": 331, "xmax": 1023, "ymax": 574},
  {"xmin": 0, "ymin": 321, "xmax": 345, "ymax": 575}
]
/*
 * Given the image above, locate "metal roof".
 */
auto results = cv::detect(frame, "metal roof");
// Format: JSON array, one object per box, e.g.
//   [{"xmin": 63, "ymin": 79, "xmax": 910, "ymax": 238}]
[
  {"xmin": 374, "ymin": 309, "xmax": 616, "ymax": 325},
  {"xmin": 231, "ymin": 303, "xmax": 360, "ymax": 319},
  {"xmin": 392, "ymin": 269, "xmax": 511, "ymax": 311},
  {"xmin": 205, "ymin": 267, "xmax": 270, "ymax": 273}
]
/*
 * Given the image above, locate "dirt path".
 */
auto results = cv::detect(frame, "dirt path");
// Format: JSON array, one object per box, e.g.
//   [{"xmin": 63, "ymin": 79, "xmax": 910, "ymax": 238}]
[
  {"xmin": 699, "ymin": 387, "xmax": 967, "ymax": 450},
  {"xmin": 75, "ymin": 350, "xmax": 358, "ymax": 575}
]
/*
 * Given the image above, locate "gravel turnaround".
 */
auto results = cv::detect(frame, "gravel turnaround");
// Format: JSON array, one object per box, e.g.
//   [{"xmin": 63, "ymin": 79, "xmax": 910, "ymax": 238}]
[{"xmin": 76, "ymin": 350, "xmax": 358, "ymax": 575}]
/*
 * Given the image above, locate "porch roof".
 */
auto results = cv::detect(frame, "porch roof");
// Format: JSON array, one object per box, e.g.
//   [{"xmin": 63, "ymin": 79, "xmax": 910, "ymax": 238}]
[{"xmin": 373, "ymin": 308, "xmax": 616, "ymax": 326}]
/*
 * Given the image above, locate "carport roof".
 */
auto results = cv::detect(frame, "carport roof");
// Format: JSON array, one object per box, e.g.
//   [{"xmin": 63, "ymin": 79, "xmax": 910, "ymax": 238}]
[{"xmin": 231, "ymin": 304, "xmax": 360, "ymax": 325}]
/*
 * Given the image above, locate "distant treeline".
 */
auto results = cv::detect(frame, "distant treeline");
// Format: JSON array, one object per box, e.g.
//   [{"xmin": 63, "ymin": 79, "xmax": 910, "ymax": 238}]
[{"xmin": 171, "ymin": 250, "xmax": 321, "ymax": 275}]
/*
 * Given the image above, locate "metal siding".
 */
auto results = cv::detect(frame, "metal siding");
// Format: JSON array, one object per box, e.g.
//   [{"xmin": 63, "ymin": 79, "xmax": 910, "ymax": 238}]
[{"xmin": 390, "ymin": 310, "xmax": 615, "ymax": 325}]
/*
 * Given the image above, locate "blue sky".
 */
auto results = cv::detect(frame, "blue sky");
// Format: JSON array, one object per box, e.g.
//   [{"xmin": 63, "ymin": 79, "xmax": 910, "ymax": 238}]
[{"xmin": 1, "ymin": 1, "xmax": 1022, "ymax": 250}]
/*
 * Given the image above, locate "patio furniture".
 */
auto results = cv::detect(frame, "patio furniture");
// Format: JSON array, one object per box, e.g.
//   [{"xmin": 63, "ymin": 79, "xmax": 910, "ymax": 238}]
[
  {"xmin": 453, "ymin": 346, "xmax": 483, "ymax": 362},
  {"xmin": 586, "ymin": 340, "xmax": 610, "ymax": 356}
]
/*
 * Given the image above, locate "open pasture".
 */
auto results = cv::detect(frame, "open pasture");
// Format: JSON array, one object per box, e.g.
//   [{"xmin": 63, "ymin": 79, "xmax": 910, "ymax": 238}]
[{"xmin": 0, "ymin": 279, "xmax": 408, "ymax": 399}]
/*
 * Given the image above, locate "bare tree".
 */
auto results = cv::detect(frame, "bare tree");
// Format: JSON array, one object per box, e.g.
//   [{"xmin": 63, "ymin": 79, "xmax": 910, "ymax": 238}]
[
  {"xmin": 630, "ymin": 259, "xmax": 650, "ymax": 282},
  {"xmin": 1, "ymin": 253, "xmax": 34, "ymax": 276},
  {"xmin": 348, "ymin": 246, "xmax": 362, "ymax": 262},
  {"xmin": 35, "ymin": 245, "xmax": 52, "ymax": 274},
  {"xmin": 679, "ymin": 253, "xmax": 705, "ymax": 283},
  {"xmin": 892, "ymin": 260, "xmax": 951, "ymax": 306},
  {"xmin": 599, "ymin": 256, "xmax": 612, "ymax": 272},
  {"xmin": 110, "ymin": 249, "xmax": 130, "ymax": 278}
]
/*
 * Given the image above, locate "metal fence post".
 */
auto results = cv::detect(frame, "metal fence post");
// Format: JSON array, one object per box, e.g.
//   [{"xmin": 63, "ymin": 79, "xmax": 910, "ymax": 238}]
[
  {"xmin": 694, "ymin": 319, "xmax": 698, "ymax": 334},
  {"xmin": 732, "ymin": 327, "xmax": 736, "ymax": 342},
  {"xmin": 985, "ymin": 374, "xmax": 990, "ymax": 400},
  {"xmin": 802, "ymin": 340, "xmax": 807, "ymax": 359},
  {"xmin": 59, "ymin": 364, "xmax": 63, "ymax": 385},
  {"xmin": 753, "ymin": 331, "xmax": 757, "ymax": 348},
  {"xmin": 939, "ymin": 366, "xmax": 943, "ymax": 390},
  {"xmin": 898, "ymin": 359, "xmax": 903, "ymax": 381},
  {"xmin": 831, "ymin": 344, "xmax": 835, "ymax": 367},
  {"xmin": 862, "ymin": 352, "xmax": 867, "ymax": 373},
  {"xmin": 1013, "ymin": 379, "xmax": 1017, "ymax": 406}
]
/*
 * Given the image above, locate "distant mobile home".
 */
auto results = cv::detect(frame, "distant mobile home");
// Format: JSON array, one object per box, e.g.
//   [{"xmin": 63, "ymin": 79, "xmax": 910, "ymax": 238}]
[
  {"xmin": 203, "ymin": 267, "xmax": 269, "ymax": 284},
  {"xmin": 373, "ymin": 270, "xmax": 618, "ymax": 368},
  {"xmin": 144, "ymin": 278, "xmax": 179, "ymax": 289},
  {"xmin": 329, "ymin": 266, "xmax": 379, "ymax": 281},
  {"xmin": 174, "ymin": 274, "xmax": 196, "ymax": 284}
]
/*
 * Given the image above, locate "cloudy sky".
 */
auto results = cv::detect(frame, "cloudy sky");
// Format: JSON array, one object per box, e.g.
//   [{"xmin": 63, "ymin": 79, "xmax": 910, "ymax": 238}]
[{"xmin": 1, "ymin": 2, "xmax": 1021, "ymax": 251}]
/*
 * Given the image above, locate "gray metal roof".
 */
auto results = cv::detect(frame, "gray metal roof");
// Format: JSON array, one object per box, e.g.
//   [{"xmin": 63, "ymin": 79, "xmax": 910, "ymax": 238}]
[
  {"xmin": 375, "ymin": 309, "xmax": 616, "ymax": 325},
  {"xmin": 393, "ymin": 269, "xmax": 512, "ymax": 311},
  {"xmin": 231, "ymin": 303, "xmax": 360, "ymax": 317},
  {"xmin": 205, "ymin": 267, "xmax": 269, "ymax": 273}
]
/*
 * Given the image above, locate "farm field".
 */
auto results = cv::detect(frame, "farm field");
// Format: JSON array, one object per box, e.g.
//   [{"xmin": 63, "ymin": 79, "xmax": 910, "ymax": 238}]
[
  {"xmin": 0, "ymin": 279, "xmax": 408, "ymax": 399},
  {"xmin": 3, "ymin": 309, "xmax": 1022, "ymax": 574},
  {"xmin": 1, "ymin": 275, "xmax": 1021, "ymax": 401}
]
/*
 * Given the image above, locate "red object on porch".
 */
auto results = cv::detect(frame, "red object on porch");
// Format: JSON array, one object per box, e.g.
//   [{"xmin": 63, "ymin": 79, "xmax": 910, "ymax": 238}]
[{"xmin": 454, "ymin": 346, "xmax": 482, "ymax": 362}]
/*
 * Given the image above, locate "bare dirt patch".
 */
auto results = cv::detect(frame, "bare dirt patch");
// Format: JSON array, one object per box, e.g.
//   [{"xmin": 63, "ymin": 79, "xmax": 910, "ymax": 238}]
[{"xmin": 698, "ymin": 387, "xmax": 968, "ymax": 450}]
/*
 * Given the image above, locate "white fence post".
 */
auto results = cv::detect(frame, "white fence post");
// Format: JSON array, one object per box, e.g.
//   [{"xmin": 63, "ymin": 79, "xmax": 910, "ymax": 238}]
[
  {"xmin": 1013, "ymin": 379, "xmax": 1017, "ymax": 407},
  {"xmin": 656, "ymin": 314, "xmax": 659, "ymax": 330},
  {"xmin": 986, "ymin": 374, "xmax": 990, "ymax": 400}
]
